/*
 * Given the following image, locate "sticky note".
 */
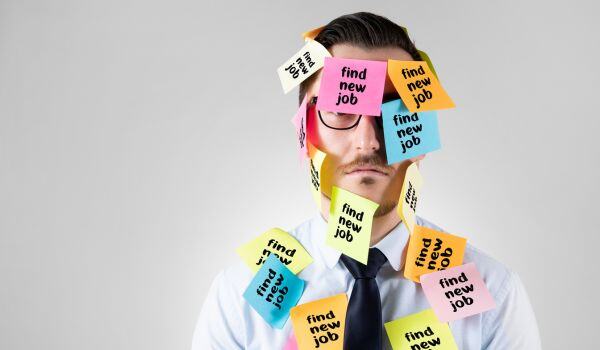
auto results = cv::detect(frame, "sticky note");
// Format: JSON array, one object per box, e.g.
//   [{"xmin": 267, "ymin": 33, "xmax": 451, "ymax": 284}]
[
  {"xmin": 291, "ymin": 95, "xmax": 309, "ymax": 161},
  {"xmin": 420, "ymin": 262, "xmax": 496, "ymax": 322},
  {"xmin": 278, "ymin": 40, "xmax": 331, "ymax": 94},
  {"xmin": 381, "ymin": 99, "xmax": 441, "ymax": 164},
  {"xmin": 283, "ymin": 333, "xmax": 298, "ymax": 350},
  {"xmin": 404, "ymin": 225, "xmax": 467, "ymax": 283},
  {"xmin": 302, "ymin": 26, "xmax": 324, "ymax": 41},
  {"xmin": 236, "ymin": 228, "xmax": 313, "ymax": 275},
  {"xmin": 417, "ymin": 50, "xmax": 438, "ymax": 79},
  {"xmin": 290, "ymin": 293, "xmax": 348, "ymax": 350},
  {"xmin": 243, "ymin": 255, "xmax": 305, "ymax": 328},
  {"xmin": 317, "ymin": 57, "xmax": 387, "ymax": 116},
  {"xmin": 308, "ymin": 142, "xmax": 327, "ymax": 210},
  {"xmin": 326, "ymin": 186, "xmax": 379, "ymax": 264},
  {"xmin": 384, "ymin": 309, "xmax": 458, "ymax": 350},
  {"xmin": 397, "ymin": 162, "xmax": 423, "ymax": 234},
  {"xmin": 388, "ymin": 60, "xmax": 454, "ymax": 112}
]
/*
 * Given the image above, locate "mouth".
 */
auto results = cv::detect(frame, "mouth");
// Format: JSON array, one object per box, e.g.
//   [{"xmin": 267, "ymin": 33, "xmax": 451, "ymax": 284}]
[{"xmin": 344, "ymin": 166, "xmax": 391, "ymax": 177}]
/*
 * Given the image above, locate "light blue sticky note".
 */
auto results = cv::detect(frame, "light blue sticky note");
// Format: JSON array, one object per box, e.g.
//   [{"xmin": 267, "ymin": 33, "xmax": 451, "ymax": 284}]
[
  {"xmin": 381, "ymin": 99, "xmax": 441, "ymax": 165},
  {"xmin": 243, "ymin": 254, "xmax": 305, "ymax": 328}
]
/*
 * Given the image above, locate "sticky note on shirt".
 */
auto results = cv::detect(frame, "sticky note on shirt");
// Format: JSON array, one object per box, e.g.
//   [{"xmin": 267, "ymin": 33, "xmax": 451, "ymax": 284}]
[
  {"xmin": 278, "ymin": 40, "xmax": 331, "ymax": 94},
  {"xmin": 384, "ymin": 309, "xmax": 458, "ymax": 350},
  {"xmin": 236, "ymin": 227, "xmax": 313, "ymax": 275},
  {"xmin": 381, "ymin": 99, "xmax": 441, "ymax": 164},
  {"xmin": 243, "ymin": 255, "xmax": 305, "ymax": 329},
  {"xmin": 291, "ymin": 95, "xmax": 309, "ymax": 161},
  {"xmin": 290, "ymin": 293, "xmax": 348, "ymax": 350},
  {"xmin": 420, "ymin": 262, "xmax": 496, "ymax": 322},
  {"xmin": 317, "ymin": 57, "xmax": 387, "ymax": 116},
  {"xmin": 308, "ymin": 142, "xmax": 328, "ymax": 210},
  {"xmin": 404, "ymin": 225, "xmax": 467, "ymax": 283},
  {"xmin": 397, "ymin": 162, "xmax": 423, "ymax": 234},
  {"xmin": 388, "ymin": 60, "xmax": 455, "ymax": 112},
  {"xmin": 326, "ymin": 186, "xmax": 379, "ymax": 264}
]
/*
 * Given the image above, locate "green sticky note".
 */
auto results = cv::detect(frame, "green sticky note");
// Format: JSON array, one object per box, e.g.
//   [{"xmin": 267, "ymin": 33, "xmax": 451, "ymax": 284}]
[
  {"xmin": 384, "ymin": 309, "xmax": 458, "ymax": 350},
  {"xmin": 326, "ymin": 186, "xmax": 379, "ymax": 264}
]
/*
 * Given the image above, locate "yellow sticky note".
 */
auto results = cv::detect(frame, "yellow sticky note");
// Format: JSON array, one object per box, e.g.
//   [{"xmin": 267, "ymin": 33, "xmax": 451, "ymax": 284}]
[
  {"xmin": 388, "ymin": 60, "xmax": 455, "ymax": 113},
  {"xmin": 277, "ymin": 40, "xmax": 331, "ymax": 94},
  {"xmin": 397, "ymin": 162, "xmax": 423, "ymax": 234},
  {"xmin": 404, "ymin": 226, "xmax": 467, "ymax": 283},
  {"xmin": 384, "ymin": 309, "xmax": 458, "ymax": 350},
  {"xmin": 326, "ymin": 186, "xmax": 379, "ymax": 264},
  {"xmin": 236, "ymin": 228, "xmax": 313, "ymax": 275},
  {"xmin": 290, "ymin": 293, "xmax": 347, "ymax": 350},
  {"xmin": 308, "ymin": 142, "xmax": 328, "ymax": 210},
  {"xmin": 302, "ymin": 26, "xmax": 325, "ymax": 41}
]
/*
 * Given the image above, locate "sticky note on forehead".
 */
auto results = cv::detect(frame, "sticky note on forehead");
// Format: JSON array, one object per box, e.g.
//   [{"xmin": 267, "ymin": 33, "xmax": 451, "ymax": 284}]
[
  {"xmin": 243, "ymin": 255, "xmax": 305, "ymax": 329},
  {"xmin": 308, "ymin": 142, "xmax": 328, "ymax": 210},
  {"xmin": 317, "ymin": 57, "xmax": 387, "ymax": 116},
  {"xmin": 420, "ymin": 262, "xmax": 496, "ymax": 322},
  {"xmin": 290, "ymin": 293, "xmax": 348, "ymax": 350},
  {"xmin": 381, "ymin": 99, "xmax": 441, "ymax": 165},
  {"xmin": 277, "ymin": 40, "xmax": 331, "ymax": 94},
  {"xmin": 384, "ymin": 309, "xmax": 458, "ymax": 350},
  {"xmin": 236, "ymin": 228, "xmax": 313, "ymax": 275},
  {"xmin": 388, "ymin": 60, "xmax": 454, "ymax": 112},
  {"xmin": 397, "ymin": 162, "xmax": 423, "ymax": 234},
  {"xmin": 404, "ymin": 225, "xmax": 467, "ymax": 283},
  {"xmin": 326, "ymin": 186, "xmax": 379, "ymax": 264}
]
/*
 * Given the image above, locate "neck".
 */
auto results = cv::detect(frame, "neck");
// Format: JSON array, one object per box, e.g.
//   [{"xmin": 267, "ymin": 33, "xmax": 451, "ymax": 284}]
[{"xmin": 319, "ymin": 194, "xmax": 402, "ymax": 246}]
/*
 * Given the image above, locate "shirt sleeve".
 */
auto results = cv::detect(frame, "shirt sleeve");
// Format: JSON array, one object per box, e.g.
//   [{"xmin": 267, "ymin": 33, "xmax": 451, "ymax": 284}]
[
  {"xmin": 191, "ymin": 271, "xmax": 245, "ymax": 350},
  {"xmin": 482, "ymin": 271, "xmax": 542, "ymax": 350}
]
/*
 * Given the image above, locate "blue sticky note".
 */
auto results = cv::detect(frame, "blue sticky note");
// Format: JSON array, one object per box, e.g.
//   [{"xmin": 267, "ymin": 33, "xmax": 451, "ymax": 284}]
[
  {"xmin": 243, "ymin": 254, "xmax": 305, "ymax": 328},
  {"xmin": 381, "ymin": 99, "xmax": 441, "ymax": 165}
]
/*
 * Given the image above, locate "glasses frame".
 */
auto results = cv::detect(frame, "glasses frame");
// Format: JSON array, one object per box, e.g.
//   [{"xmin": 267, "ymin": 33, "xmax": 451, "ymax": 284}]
[{"xmin": 309, "ymin": 96, "xmax": 383, "ymax": 131}]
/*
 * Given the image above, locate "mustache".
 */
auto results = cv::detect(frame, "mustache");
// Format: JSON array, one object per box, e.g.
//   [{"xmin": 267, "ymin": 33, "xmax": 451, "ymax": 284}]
[{"xmin": 339, "ymin": 154, "xmax": 393, "ymax": 175}]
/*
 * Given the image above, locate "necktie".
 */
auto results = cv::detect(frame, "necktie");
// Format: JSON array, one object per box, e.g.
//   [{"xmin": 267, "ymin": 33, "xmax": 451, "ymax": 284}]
[{"xmin": 340, "ymin": 248, "xmax": 388, "ymax": 350}]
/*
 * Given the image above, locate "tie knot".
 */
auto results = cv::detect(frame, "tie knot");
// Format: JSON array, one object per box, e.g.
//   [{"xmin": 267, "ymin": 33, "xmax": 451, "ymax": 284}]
[{"xmin": 341, "ymin": 248, "xmax": 388, "ymax": 279}]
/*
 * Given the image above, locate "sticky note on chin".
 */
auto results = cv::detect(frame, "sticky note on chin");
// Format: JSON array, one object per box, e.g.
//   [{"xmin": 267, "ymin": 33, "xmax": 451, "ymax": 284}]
[
  {"xmin": 388, "ymin": 60, "xmax": 454, "ymax": 112},
  {"xmin": 243, "ymin": 255, "xmax": 305, "ymax": 329},
  {"xmin": 317, "ymin": 57, "xmax": 387, "ymax": 116},
  {"xmin": 381, "ymin": 99, "xmax": 441, "ymax": 165},
  {"xmin": 397, "ymin": 162, "xmax": 423, "ymax": 234},
  {"xmin": 384, "ymin": 309, "xmax": 458, "ymax": 350},
  {"xmin": 404, "ymin": 225, "xmax": 467, "ymax": 283},
  {"xmin": 290, "ymin": 293, "xmax": 348, "ymax": 350},
  {"xmin": 277, "ymin": 40, "xmax": 331, "ymax": 94},
  {"xmin": 326, "ymin": 186, "xmax": 379, "ymax": 264},
  {"xmin": 236, "ymin": 228, "xmax": 313, "ymax": 275}
]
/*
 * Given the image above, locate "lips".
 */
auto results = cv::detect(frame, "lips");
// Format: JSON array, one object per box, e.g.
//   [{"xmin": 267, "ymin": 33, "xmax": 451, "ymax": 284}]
[{"xmin": 345, "ymin": 166, "xmax": 390, "ymax": 176}]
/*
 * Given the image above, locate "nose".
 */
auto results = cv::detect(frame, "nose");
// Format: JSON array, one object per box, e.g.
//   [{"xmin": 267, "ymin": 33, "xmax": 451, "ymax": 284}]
[{"xmin": 353, "ymin": 114, "xmax": 382, "ymax": 153}]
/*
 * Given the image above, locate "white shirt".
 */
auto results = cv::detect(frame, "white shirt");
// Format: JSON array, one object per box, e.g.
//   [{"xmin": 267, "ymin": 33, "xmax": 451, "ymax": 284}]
[{"xmin": 192, "ymin": 215, "xmax": 542, "ymax": 349}]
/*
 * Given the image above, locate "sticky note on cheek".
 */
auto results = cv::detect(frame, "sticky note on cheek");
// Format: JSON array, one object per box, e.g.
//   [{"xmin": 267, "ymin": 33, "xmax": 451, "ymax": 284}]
[
  {"xmin": 317, "ymin": 57, "xmax": 387, "ymax": 116},
  {"xmin": 420, "ymin": 262, "xmax": 496, "ymax": 322},
  {"xmin": 382, "ymin": 99, "xmax": 441, "ymax": 165},
  {"xmin": 291, "ymin": 95, "xmax": 309, "ymax": 161},
  {"xmin": 243, "ymin": 255, "xmax": 305, "ymax": 329},
  {"xmin": 308, "ymin": 142, "xmax": 327, "ymax": 210},
  {"xmin": 290, "ymin": 293, "xmax": 348, "ymax": 350},
  {"xmin": 384, "ymin": 309, "xmax": 458, "ymax": 350},
  {"xmin": 397, "ymin": 162, "xmax": 423, "ymax": 234},
  {"xmin": 277, "ymin": 40, "xmax": 331, "ymax": 94},
  {"xmin": 404, "ymin": 225, "xmax": 467, "ymax": 283}
]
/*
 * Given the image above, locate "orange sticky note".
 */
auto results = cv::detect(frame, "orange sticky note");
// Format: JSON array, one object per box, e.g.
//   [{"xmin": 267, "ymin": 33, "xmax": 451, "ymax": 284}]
[
  {"xmin": 302, "ymin": 26, "xmax": 324, "ymax": 41},
  {"xmin": 404, "ymin": 225, "xmax": 467, "ymax": 283},
  {"xmin": 388, "ymin": 60, "xmax": 454, "ymax": 113},
  {"xmin": 290, "ymin": 294, "xmax": 348, "ymax": 350}
]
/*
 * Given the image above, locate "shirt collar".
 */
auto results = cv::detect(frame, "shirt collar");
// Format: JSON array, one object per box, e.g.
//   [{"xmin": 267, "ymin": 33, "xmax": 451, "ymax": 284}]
[{"xmin": 312, "ymin": 214, "xmax": 410, "ymax": 272}]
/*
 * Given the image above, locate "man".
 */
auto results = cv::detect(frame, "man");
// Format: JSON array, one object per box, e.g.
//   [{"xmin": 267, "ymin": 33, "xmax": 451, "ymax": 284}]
[{"xmin": 192, "ymin": 12, "xmax": 541, "ymax": 350}]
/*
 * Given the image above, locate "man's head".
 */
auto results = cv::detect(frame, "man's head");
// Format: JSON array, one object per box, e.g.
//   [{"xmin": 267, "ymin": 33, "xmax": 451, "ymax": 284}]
[{"xmin": 300, "ymin": 12, "xmax": 424, "ymax": 217}]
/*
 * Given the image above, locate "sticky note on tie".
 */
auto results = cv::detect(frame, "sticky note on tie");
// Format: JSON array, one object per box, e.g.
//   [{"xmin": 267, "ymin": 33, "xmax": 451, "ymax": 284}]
[
  {"xmin": 384, "ymin": 309, "xmax": 458, "ymax": 350},
  {"xmin": 236, "ymin": 228, "xmax": 313, "ymax": 275},
  {"xmin": 308, "ymin": 142, "xmax": 328, "ymax": 210},
  {"xmin": 420, "ymin": 262, "xmax": 496, "ymax": 322},
  {"xmin": 277, "ymin": 40, "xmax": 331, "ymax": 94},
  {"xmin": 381, "ymin": 99, "xmax": 441, "ymax": 164},
  {"xmin": 291, "ymin": 95, "xmax": 309, "ymax": 161},
  {"xmin": 404, "ymin": 225, "xmax": 467, "ymax": 283},
  {"xmin": 290, "ymin": 293, "xmax": 348, "ymax": 350},
  {"xmin": 397, "ymin": 162, "xmax": 423, "ymax": 234},
  {"xmin": 243, "ymin": 255, "xmax": 305, "ymax": 329},
  {"xmin": 326, "ymin": 186, "xmax": 379, "ymax": 264},
  {"xmin": 317, "ymin": 57, "xmax": 387, "ymax": 116},
  {"xmin": 387, "ymin": 60, "xmax": 455, "ymax": 113}
]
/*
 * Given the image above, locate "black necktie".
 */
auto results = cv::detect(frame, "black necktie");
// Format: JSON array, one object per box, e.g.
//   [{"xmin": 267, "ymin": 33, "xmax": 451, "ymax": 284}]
[{"xmin": 340, "ymin": 248, "xmax": 388, "ymax": 350}]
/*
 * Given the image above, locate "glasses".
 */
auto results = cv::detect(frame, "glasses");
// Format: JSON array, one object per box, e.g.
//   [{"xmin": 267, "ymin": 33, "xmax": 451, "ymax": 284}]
[{"xmin": 310, "ymin": 96, "xmax": 383, "ymax": 130}]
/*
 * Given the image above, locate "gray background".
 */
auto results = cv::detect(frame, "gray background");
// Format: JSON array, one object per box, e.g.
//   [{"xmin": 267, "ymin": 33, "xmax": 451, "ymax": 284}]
[{"xmin": 1, "ymin": 0, "xmax": 598, "ymax": 349}]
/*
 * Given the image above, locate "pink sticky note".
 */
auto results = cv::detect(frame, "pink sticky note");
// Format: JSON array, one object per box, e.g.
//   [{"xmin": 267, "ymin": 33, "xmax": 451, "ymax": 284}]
[
  {"xmin": 420, "ymin": 262, "xmax": 496, "ymax": 322},
  {"xmin": 291, "ymin": 95, "xmax": 308, "ymax": 160},
  {"xmin": 317, "ymin": 57, "xmax": 387, "ymax": 116},
  {"xmin": 283, "ymin": 333, "xmax": 298, "ymax": 350}
]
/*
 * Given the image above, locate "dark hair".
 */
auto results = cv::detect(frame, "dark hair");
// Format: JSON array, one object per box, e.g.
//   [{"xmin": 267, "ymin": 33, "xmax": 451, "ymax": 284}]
[{"xmin": 299, "ymin": 12, "xmax": 423, "ymax": 104}]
